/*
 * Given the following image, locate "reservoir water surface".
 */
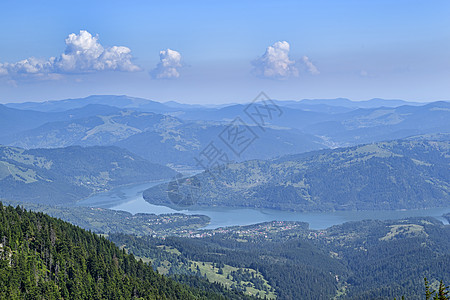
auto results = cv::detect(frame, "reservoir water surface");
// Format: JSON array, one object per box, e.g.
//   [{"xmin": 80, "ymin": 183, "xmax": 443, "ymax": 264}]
[{"xmin": 77, "ymin": 181, "xmax": 450, "ymax": 230}]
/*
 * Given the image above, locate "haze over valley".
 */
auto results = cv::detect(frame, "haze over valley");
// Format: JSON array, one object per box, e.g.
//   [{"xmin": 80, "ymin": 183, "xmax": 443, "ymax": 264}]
[{"xmin": 1, "ymin": 1, "xmax": 449, "ymax": 298}]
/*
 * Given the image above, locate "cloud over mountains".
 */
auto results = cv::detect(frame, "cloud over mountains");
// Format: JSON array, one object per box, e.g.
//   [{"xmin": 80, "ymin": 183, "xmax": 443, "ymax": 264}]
[
  {"xmin": 150, "ymin": 49, "xmax": 182, "ymax": 79},
  {"xmin": 252, "ymin": 41, "xmax": 298, "ymax": 80},
  {"xmin": 252, "ymin": 41, "xmax": 320, "ymax": 79},
  {"xmin": 0, "ymin": 30, "xmax": 140, "ymax": 78},
  {"xmin": 302, "ymin": 56, "xmax": 320, "ymax": 75},
  {"xmin": 0, "ymin": 34, "xmax": 318, "ymax": 83}
]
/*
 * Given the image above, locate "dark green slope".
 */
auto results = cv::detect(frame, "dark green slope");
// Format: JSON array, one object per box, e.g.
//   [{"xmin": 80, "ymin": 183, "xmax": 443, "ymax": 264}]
[
  {"xmin": 0, "ymin": 145, "xmax": 176, "ymax": 205},
  {"xmin": 0, "ymin": 202, "xmax": 253, "ymax": 299},
  {"xmin": 321, "ymin": 218, "xmax": 450, "ymax": 299},
  {"xmin": 144, "ymin": 139, "xmax": 450, "ymax": 211},
  {"xmin": 109, "ymin": 218, "xmax": 450, "ymax": 300},
  {"xmin": 109, "ymin": 223, "xmax": 345, "ymax": 300}
]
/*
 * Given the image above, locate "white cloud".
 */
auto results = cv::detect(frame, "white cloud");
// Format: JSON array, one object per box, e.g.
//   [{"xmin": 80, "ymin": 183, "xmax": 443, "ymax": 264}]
[
  {"xmin": 0, "ymin": 63, "xmax": 8, "ymax": 76},
  {"xmin": 3, "ymin": 57, "xmax": 55, "ymax": 75},
  {"xmin": 56, "ymin": 31, "xmax": 140, "ymax": 73},
  {"xmin": 252, "ymin": 41, "xmax": 298, "ymax": 80},
  {"xmin": 151, "ymin": 49, "xmax": 182, "ymax": 79},
  {"xmin": 0, "ymin": 30, "xmax": 140, "ymax": 79},
  {"xmin": 302, "ymin": 56, "xmax": 320, "ymax": 75}
]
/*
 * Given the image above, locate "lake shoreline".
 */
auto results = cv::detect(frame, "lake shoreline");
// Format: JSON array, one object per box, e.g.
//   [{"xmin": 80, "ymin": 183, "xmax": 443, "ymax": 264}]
[{"xmin": 77, "ymin": 181, "xmax": 450, "ymax": 230}]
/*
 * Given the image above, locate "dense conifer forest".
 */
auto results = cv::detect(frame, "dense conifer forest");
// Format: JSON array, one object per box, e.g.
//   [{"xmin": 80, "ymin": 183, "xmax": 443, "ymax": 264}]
[
  {"xmin": 109, "ymin": 218, "xmax": 450, "ymax": 299},
  {"xmin": 0, "ymin": 202, "xmax": 252, "ymax": 299}
]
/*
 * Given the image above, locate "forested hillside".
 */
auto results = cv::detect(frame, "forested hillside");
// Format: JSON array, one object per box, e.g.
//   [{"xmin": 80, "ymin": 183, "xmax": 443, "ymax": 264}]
[
  {"xmin": 0, "ymin": 145, "xmax": 176, "ymax": 204},
  {"xmin": 144, "ymin": 139, "xmax": 450, "ymax": 211},
  {"xmin": 109, "ymin": 217, "xmax": 450, "ymax": 299},
  {"xmin": 0, "ymin": 202, "xmax": 253, "ymax": 299},
  {"xmin": 0, "ymin": 199, "xmax": 211, "ymax": 237}
]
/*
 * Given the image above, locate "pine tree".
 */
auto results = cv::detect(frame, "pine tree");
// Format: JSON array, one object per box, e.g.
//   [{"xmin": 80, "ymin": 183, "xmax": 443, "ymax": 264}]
[
  {"xmin": 426, "ymin": 278, "xmax": 435, "ymax": 300},
  {"xmin": 436, "ymin": 280, "xmax": 449, "ymax": 300},
  {"xmin": 425, "ymin": 278, "xmax": 449, "ymax": 300}
]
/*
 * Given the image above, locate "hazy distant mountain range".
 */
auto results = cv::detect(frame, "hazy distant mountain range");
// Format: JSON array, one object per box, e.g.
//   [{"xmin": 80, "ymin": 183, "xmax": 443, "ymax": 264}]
[
  {"xmin": 1, "ymin": 95, "xmax": 449, "ymax": 168},
  {"xmin": 5, "ymin": 95, "xmax": 426, "ymax": 112},
  {"xmin": 0, "ymin": 105, "xmax": 327, "ymax": 166},
  {"xmin": 5, "ymin": 95, "xmax": 173, "ymax": 113}
]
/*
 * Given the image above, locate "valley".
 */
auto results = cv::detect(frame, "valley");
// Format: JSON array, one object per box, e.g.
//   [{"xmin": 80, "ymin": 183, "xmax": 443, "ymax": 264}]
[
  {"xmin": 2, "ymin": 3, "xmax": 449, "ymax": 298},
  {"xmin": 0, "ymin": 95, "xmax": 449, "ymax": 299}
]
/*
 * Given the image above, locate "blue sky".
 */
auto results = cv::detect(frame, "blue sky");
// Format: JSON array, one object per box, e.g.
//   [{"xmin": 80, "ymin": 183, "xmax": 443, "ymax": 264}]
[{"xmin": 0, "ymin": 0, "xmax": 449, "ymax": 104}]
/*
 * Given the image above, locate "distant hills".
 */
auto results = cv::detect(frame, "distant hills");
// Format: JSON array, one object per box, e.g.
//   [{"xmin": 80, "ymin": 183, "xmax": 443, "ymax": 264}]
[
  {"xmin": 114, "ymin": 122, "xmax": 326, "ymax": 166},
  {"xmin": 144, "ymin": 138, "xmax": 450, "ymax": 211},
  {"xmin": 303, "ymin": 101, "xmax": 450, "ymax": 145},
  {"xmin": 0, "ymin": 103, "xmax": 123, "ymax": 137},
  {"xmin": 5, "ymin": 95, "xmax": 173, "ymax": 113},
  {"xmin": 177, "ymin": 101, "xmax": 450, "ymax": 147},
  {"xmin": 1, "ymin": 95, "xmax": 449, "ymax": 168},
  {"xmin": 2, "ymin": 109, "xmax": 177, "ymax": 148},
  {"xmin": 282, "ymin": 97, "xmax": 423, "ymax": 108},
  {"xmin": 1, "ymin": 104, "xmax": 327, "ymax": 166},
  {"xmin": 0, "ymin": 145, "xmax": 176, "ymax": 204},
  {"xmin": 5, "ymin": 95, "xmax": 426, "ymax": 112}
]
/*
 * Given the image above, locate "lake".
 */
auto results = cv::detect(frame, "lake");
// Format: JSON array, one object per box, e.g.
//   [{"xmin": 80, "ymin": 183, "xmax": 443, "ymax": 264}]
[{"xmin": 77, "ymin": 181, "xmax": 450, "ymax": 230}]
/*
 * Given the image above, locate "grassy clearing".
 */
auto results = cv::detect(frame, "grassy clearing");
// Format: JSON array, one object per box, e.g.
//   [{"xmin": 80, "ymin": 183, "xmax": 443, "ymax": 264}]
[
  {"xmin": 380, "ymin": 224, "xmax": 428, "ymax": 241},
  {"xmin": 157, "ymin": 245, "xmax": 181, "ymax": 255},
  {"xmin": 189, "ymin": 261, "xmax": 276, "ymax": 299}
]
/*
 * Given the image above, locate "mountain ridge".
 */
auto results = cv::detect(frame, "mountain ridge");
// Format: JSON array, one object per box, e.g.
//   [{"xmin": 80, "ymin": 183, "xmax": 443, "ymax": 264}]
[
  {"xmin": 143, "ymin": 138, "xmax": 450, "ymax": 211},
  {"xmin": 0, "ymin": 144, "xmax": 176, "ymax": 204}
]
